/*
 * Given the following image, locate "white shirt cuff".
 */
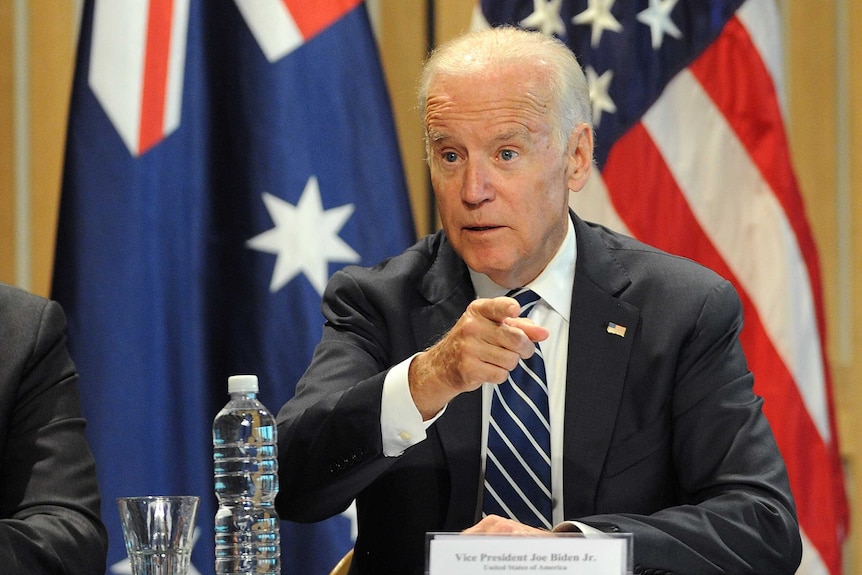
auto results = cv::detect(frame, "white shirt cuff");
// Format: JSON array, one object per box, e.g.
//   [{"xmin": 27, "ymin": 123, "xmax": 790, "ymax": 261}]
[
  {"xmin": 552, "ymin": 521, "xmax": 603, "ymax": 535},
  {"xmin": 381, "ymin": 354, "xmax": 445, "ymax": 456}
]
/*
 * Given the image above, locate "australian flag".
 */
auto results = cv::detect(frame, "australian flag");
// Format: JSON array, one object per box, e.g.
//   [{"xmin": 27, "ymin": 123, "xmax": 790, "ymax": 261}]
[{"xmin": 52, "ymin": 1, "xmax": 415, "ymax": 573}]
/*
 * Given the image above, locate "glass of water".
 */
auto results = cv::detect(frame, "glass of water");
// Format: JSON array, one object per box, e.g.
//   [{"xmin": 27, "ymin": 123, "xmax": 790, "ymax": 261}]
[{"xmin": 117, "ymin": 496, "xmax": 200, "ymax": 575}]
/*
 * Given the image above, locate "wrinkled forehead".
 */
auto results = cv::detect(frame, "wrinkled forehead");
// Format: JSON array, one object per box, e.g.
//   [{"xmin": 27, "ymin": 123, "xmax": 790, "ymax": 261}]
[{"xmin": 423, "ymin": 60, "xmax": 554, "ymax": 122}]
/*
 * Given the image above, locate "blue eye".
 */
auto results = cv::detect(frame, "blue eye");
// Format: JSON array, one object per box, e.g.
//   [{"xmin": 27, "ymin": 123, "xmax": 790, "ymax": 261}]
[
  {"xmin": 444, "ymin": 152, "xmax": 459, "ymax": 163},
  {"xmin": 500, "ymin": 149, "xmax": 517, "ymax": 161}
]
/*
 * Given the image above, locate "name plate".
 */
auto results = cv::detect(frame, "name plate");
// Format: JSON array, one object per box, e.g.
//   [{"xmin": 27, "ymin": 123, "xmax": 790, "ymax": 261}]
[{"xmin": 426, "ymin": 533, "xmax": 632, "ymax": 575}]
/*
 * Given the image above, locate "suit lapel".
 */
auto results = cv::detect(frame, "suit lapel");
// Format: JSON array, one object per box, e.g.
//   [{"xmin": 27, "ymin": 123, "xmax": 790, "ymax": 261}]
[
  {"xmin": 409, "ymin": 235, "xmax": 483, "ymax": 528},
  {"xmin": 406, "ymin": 223, "xmax": 641, "ymax": 522},
  {"xmin": 563, "ymin": 215, "xmax": 639, "ymax": 517},
  {"xmin": 410, "ymin": 234, "xmax": 474, "ymax": 350}
]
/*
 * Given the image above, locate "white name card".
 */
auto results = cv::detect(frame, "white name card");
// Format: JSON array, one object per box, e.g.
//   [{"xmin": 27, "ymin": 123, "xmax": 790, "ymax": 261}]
[{"xmin": 426, "ymin": 533, "xmax": 632, "ymax": 575}]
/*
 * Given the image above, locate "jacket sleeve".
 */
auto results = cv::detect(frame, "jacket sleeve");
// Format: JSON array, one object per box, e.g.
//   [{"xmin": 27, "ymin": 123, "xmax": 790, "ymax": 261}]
[
  {"xmin": 0, "ymin": 296, "xmax": 108, "ymax": 575},
  {"xmin": 274, "ymin": 268, "xmax": 406, "ymax": 522}
]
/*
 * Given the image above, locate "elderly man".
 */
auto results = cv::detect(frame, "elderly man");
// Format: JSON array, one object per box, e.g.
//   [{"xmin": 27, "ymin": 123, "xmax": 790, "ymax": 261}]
[{"xmin": 275, "ymin": 27, "xmax": 801, "ymax": 575}]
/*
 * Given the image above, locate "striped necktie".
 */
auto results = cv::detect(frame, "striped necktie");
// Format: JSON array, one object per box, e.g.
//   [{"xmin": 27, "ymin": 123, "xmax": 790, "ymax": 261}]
[{"xmin": 482, "ymin": 288, "xmax": 552, "ymax": 529}]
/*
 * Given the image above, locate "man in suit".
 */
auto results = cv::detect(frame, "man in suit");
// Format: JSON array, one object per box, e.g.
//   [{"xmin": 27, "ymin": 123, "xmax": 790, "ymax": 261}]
[
  {"xmin": 0, "ymin": 282, "xmax": 107, "ymax": 573},
  {"xmin": 275, "ymin": 27, "xmax": 801, "ymax": 574}
]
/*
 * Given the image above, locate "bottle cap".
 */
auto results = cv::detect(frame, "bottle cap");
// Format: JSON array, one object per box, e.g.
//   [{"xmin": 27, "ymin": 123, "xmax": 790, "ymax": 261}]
[{"xmin": 228, "ymin": 374, "xmax": 259, "ymax": 394}]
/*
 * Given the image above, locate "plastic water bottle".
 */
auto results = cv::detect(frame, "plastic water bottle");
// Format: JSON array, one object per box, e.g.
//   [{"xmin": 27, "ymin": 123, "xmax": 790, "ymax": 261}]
[{"xmin": 213, "ymin": 375, "xmax": 281, "ymax": 574}]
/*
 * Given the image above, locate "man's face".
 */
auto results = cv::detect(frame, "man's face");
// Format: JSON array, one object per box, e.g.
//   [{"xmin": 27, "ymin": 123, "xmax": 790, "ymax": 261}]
[{"xmin": 424, "ymin": 63, "xmax": 591, "ymax": 288}]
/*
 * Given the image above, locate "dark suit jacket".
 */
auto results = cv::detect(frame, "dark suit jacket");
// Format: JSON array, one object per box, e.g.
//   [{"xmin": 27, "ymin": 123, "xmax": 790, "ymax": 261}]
[
  {"xmin": 276, "ymin": 214, "xmax": 801, "ymax": 575},
  {"xmin": 0, "ymin": 283, "xmax": 108, "ymax": 574}
]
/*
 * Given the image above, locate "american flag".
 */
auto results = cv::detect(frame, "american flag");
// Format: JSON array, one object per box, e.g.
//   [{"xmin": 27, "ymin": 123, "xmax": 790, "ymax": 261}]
[{"xmin": 475, "ymin": 1, "xmax": 848, "ymax": 573}]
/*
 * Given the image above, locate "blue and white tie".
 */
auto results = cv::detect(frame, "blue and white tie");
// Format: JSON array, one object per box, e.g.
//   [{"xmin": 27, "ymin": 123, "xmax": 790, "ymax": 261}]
[{"xmin": 482, "ymin": 288, "xmax": 552, "ymax": 529}]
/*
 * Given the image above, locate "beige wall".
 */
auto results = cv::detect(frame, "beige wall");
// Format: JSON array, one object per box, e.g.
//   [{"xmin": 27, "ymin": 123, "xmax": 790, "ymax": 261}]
[
  {"xmin": 1, "ymin": 1, "xmax": 16, "ymax": 283},
  {"xmin": 1, "ymin": 0, "xmax": 859, "ymax": 571},
  {"xmin": 0, "ymin": 1, "xmax": 77, "ymax": 293},
  {"xmin": 783, "ymin": 2, "xmax": 861, "ymax": 571}
]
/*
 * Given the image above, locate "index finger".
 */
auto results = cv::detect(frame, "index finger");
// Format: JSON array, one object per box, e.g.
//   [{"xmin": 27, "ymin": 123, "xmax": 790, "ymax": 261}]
[{"xmin": 469, "ymin": 296, "xmax": 520, "ymax": 323}]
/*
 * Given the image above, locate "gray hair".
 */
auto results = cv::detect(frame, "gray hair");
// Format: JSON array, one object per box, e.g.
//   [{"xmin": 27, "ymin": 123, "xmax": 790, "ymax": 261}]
[{"xmin": 418, "ymin": 26, "xmax": 592, "ymax": 152}]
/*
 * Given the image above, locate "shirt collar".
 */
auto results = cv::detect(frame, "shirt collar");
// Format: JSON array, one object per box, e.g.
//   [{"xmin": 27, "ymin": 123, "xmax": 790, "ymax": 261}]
[{"xmin": 469, "ymin": 216, "xmax": 576, "ymax": 322}]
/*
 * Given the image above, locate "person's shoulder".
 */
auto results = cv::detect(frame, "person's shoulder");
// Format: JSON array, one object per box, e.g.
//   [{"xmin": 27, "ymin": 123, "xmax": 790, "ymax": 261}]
[
  {"xmin": 580, "ymin": 223, "xmax": 744, "ymax": 326},
  {"xmin": 0, "ymin": 282, "xmax": 53, "ymax": 320},
  {"xmin": 0, "ymin": 281, "xmax": 45, "ymax": 302},
  {"xmin": 0, "ymin": 283, "xmax": 69, "ymax": 366},
  {"xmin": 339, "ymin": 231, "xmax": 451, "ymax": 283},
  {"xmin": 586, "ymin": 221, "xmax": 726, "ymax": 284}
]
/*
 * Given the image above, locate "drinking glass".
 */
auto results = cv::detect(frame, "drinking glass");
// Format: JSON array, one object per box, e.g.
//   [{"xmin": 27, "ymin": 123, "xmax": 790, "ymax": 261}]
[{"xmin": 117, "ymin": 496, "xmax": 200, "ymax": 575}]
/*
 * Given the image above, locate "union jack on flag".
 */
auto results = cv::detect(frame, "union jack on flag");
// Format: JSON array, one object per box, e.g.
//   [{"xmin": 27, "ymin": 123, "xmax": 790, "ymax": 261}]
[{"xmin": 475, "ymin": 1, "xmax": 848, "ymax": 573}]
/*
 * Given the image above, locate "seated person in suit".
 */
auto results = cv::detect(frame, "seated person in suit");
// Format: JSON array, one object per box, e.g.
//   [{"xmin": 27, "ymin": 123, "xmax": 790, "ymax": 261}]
[
  {"xmin": 0, "ymin": 282, "xmax": 108, "ymax": 574},
  {"xmin": 274, "ymin": 26, "xmax": 801, "ymax": 575}
]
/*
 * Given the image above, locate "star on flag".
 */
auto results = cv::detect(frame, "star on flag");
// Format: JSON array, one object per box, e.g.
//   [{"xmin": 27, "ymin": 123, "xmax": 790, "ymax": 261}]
[
  {"xmin": 571, "ymin": 0, "xmax": 623, "ymax": 47},
  {"xmin": 246, "ymin": 175, "xmax": 360, "ymax": 296},
  {"xmin": 585, "ymin": 66, "xmax": 617, "ymax": 127},
  {"xmin": 519, "ymin": 0, "xmax": 566, "ymax": 37},
  {"xmin": 636, "ymin": 0, "xmax": 683, "ymax": 50}
]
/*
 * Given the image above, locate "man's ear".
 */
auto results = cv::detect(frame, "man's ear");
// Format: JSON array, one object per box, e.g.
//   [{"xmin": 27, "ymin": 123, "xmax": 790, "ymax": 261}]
[{"xmin": 566, "ymin": 123, "xmax": 594, "ymax": 193}]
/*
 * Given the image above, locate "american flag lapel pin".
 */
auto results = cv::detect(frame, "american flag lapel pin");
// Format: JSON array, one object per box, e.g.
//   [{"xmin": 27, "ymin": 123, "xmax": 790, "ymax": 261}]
[{"xmin": 606, "ymin": 322, "xmax": 627, "ymax": 337}]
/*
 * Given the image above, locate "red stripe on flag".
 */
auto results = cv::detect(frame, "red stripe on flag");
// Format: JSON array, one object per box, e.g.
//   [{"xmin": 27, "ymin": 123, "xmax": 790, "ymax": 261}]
[
  {"xmin": 281, "ymin": 0, "xmax": 362, "ymax": 41},
  {"xmin": 603, "ymin": 124, "xmax": 844, "ymax": 574},
  {"xmin": 690, "ymin": 17, "xmax": 834, "ymax": 392},
  {"xmin": 690, "ymin": 17, "xmax": 848, "ymax": 568},
  {"xmin": 139, "ymin": 0, "xmax": 174, "ymax": 155}
]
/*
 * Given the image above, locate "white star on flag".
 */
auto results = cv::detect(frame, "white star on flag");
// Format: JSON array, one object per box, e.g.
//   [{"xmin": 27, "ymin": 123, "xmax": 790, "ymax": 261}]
[
  {"xmin": 585, "ymin": 66, "xmax": 617, "ymax": 127},
  {"xmin": 520, "ymin": 0, "xmax": 566, "ymax": 37},
  {"xmin": 572, "ymin": 0, "xmax": 622, "ymax": 47},
  {"xmin": 246, "ymin": 175, "xmax": 360, "ymax": 296},
  {"xmin": 637, "ymin": 0, "xmax": 683, "ymax": 50}
]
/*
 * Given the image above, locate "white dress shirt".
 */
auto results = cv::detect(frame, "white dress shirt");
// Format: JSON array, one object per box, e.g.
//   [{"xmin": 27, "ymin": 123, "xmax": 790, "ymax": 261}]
[{"xmin": 381, "ymin": 219, "xmax": 583, "ymax": 529}]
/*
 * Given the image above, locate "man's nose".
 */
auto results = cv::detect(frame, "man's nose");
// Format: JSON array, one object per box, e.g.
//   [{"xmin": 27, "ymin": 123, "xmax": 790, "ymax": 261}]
[{"xmin": 461, "ymin": 160, "xmax": 495, "ymax": 205}]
